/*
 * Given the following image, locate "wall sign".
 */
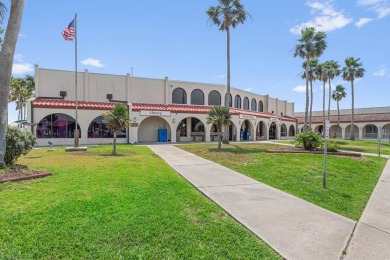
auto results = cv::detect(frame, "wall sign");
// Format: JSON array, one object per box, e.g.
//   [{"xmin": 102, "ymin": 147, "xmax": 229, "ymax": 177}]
[
  {"xmin": 270, "ymin": 118, "xmax": 280, "ymax": 122},
  {"xmin": 239, "ymin": 114, "xmax": 257, "ymax": 120},
  {"xmin": 130, "ymin": 123, "xmax": 139, "ymax": 127},
  {"xmin": 140, "ymin": 110, "xmax": 171, "ymax": 117}
]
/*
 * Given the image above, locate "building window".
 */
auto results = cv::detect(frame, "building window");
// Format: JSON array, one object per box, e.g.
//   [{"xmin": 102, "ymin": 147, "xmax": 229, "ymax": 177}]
[
  {"xmin": 172, "ymin": 88, "xmax": 187, "ymax": 104},
  {"xmin": 234, "ymin": 95, "xmax": 241, "ymax": 109},
  {"xmin": 191, "ymin": 89, "xmax": 204, "ymax": 105},
  {"xmin": 36, "ymin": 113, "xmax": 80, "ymax": 138},
  {"xmin": 243, "ymin": 97, "xmax": 249, "ymax": 110},
  {"xmin": 251, "ymin": 98, "xmax": 257, "ymax": 111},
  {"xmin": 225, "ymin": 93, "xmax": 233, "ymax": 107},
  {"xmin": 208, "ymin": 90, "xmax": 221, "ymax": 106},
  {"xmin": 289, "ymin": 125, "xmax": 295, "ymax": 136},
  {"xmin": 259, "ymin": 100, "xmax": 264, "ymax": 112},
  {"xmin": 88, "ymin": 116, "xmax": 126, "ymax": 138}
]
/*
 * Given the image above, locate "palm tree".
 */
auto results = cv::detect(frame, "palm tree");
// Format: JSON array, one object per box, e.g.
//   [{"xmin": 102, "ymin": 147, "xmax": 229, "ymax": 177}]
[
  {"xmin": 8, "ymin": 77, "xmax": 24, "ymax": 121},
  {"xmin": 322, "ymin": 60, "xmax": 340, "ymax": 120},
  {"xmin": 206, "ymin": 106, "xmax": 232, "ymax": 150},
  {"xmin": 0, "ymin": 0, "xmax": 25, "ymax": 168},
  {"xmin": 316, "ymin": 62, "xmax": 328, "ymax": 134},
  {"xmin": 331, "ymin": 85, "xmax": 346, "ymax": 138},
  {"xmin": 294, "ymin": 27, "xmax": 327, "ymax": 132},
  {"xmin": 206, "ymin": 0, "xmax": 250, "ymax": 143},
  {"xmin": 21, "ymin": 75, "xmax": 34, "ymax": 120},
  {"xmin": 102, "ymin": 103, "xmax": 130, "ymax": 155},
  {"xmin": 301, "ymin": 58, "xmax": 319, "ymax": 131},
  {"xmin": 342, "ymin": 57, "xmax": 365, "ymax": 140}
]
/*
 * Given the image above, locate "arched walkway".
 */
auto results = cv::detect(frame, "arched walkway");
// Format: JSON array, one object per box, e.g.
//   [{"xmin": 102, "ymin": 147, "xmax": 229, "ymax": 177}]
[
  {"xmin": 256, "ymin": 121, "xmax": 267, "ymax": 140},
  {"xmin": 329, "ymin": 125, "xmax": 342, "ymax": 138},
  {"xmin": 138, "ymin": 116, "xmax": 171, "ymax": 142},
  {"xmin": 175, "ymin": 117, "xmax": 206, "ymax": 142},
  {"xmin": 269, "ymin": 122, "xmax": 277, "ymax": 140},
  {"xmin": 383, "ymin": 124, "xmax": 390, "ymax": 140},
  {"xmin": 288, "ymin": 125, "xmax": 295, "ymax": 137},
  {"xmin": 345, "ymin": 125, "xmax": 359, "ymax": 139},
  {"xmin": 240, "ymin": 120, "xmax": 254, "ymax": 141},
  {"xmin": 280, "ymin": 124, "xmax": 287, "ymax": 139},
  {"xmin": 88, "ymin": 116, "xmax": 126, "ymax": 138},
  {"xmin": 362, "ymin": 124, "xmax": 378, "ymax": 139},
  {"xmin": 315, "ymin": 125, "xmax": 324, "ymax": 135}
]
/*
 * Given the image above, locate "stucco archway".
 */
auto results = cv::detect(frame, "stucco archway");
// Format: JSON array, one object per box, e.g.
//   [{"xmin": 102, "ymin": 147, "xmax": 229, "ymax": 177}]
[{"xmin": 137, "ymin": 116, "xmax": 171, "ymax": 142}]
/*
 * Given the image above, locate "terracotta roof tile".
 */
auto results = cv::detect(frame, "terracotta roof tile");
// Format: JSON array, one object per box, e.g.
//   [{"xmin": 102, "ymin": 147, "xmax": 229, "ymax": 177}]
[{"xmin": 32, "ymin": 99, "xmax": 118, "ymax": 110}]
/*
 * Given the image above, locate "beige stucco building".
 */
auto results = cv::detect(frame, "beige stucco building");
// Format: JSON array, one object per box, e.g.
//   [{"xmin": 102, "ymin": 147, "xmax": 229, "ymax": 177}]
[
  {"xmin": 295, "ymin": 107, "xmax": 390, "ymax": 140},
  {"xmin": 27, "ymin": 66, "xmax": 297, "ymax": 146}
]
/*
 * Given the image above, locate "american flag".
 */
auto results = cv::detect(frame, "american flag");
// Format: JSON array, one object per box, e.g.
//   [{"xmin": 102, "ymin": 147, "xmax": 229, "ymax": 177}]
[{"xmin": 61, "ymin": 19, "xmax": 75, "ymax": 41}]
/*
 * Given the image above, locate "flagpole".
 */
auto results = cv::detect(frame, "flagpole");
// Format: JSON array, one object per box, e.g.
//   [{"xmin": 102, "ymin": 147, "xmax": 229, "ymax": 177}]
[{"xmin": 74, "ymin": 13, "xmax": 79, "ymax": 148}]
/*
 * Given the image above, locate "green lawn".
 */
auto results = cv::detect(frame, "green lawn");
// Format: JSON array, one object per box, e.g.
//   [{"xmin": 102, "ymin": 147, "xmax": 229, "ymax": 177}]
[
  {"xmin": 274, "ymin": 138, "xmax": 390, "ymax": 155},
  {"xmin": 177, "ymin": 143, "xmax": 387, "ymax": 220},
  {"xmin": 0, "ymin": 145, "xmax": 280, "ymax": 259}
]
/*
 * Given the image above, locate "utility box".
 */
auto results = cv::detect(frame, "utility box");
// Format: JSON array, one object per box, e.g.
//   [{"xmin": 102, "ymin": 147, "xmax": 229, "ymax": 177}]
[{"xmin": 158, "ymin": 128, "xmax": 168, "ymax": 142}]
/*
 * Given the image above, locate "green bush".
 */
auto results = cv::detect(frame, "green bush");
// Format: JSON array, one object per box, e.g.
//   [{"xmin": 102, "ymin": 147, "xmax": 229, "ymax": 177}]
[
  {"xmin": 4, "ymin": 126, "xmax": 36, "ymax": 166},
  {"xmin": 321, "ymin": 139, "xmax": 339, "ymax": 152},
  {"xmin": 294, "ymin": 131, "xmax": 322, "ymax": 150}
]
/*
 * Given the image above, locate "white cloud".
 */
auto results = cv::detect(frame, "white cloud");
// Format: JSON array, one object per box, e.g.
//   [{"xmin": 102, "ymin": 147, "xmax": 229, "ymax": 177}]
[
  {"xmin": 12, "ymin": 63, "xmax": 34, "ymax": 75},
  {"xmin": 355, "ymin": 17, "xmax": 373, "ymax": 27},
  {"xmin": 373, "ymin": 65, "xmax": 389, "ymax": 76},
  {"xmin": 290, "ymin": 1, "xmax": 352, "ymax": 34},
  {"xmin": 377, "ymin": 7, "xmax": 390, "ymax": 18},
  {"xmin": 293, "ymin": 85, "xmax": 307, "ymax": 92},
  {"xmin": 357, "ymin": 0, "xmax": 390, "ymax": 19},
  {"xmin": 244, "ymin": 87, "xmax": 253, "ymax": 92},
  {"xmin": 80, "ymin": 58, "xmax": 104, "ymax": 68},
  {"xmin": 213, "ymin": 75, "xmax": 224, "ymax": 79}
]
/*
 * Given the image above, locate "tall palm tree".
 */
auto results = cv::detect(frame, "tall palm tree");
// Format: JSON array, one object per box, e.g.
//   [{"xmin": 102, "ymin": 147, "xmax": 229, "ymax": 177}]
[
  {"xmin": 316, "ymin": 62, "xmax": 328, "ymax": 134},
  {"xmin": 207, "ymin": 0, "xmax": 250, "ymax": 143},
  {"xmin": 322, "ymin": 60, "xmax": 340, "ymax": 120},
  {"xmin": 294, "ymin": 27, "xmax": 327, "ymax": 132},
  {"xmin": 8, "ymin": 77, "xmax": 24, "ymax": 121},
  {"xmin": 342, "ymin": 57, "xmax": 365, "ymax": 140},
  {"xmin": 21, "ymin": 74, "xmax": 34, "ymax": 120},
  {"xmin": 102, "ymin": 103, "xmax": 130, "ymax": 155},
  {"xmin": 301, "ymin": 58, "xmax": 319, "ymax": 130},
  {"xmin": 206, "ymin": 106, "xmax": 232, "ymax": 150},
  {"xmin": 0, "ymin": 0, "xmax": 25, "ymax": 168},
  {"xmin": 331, "ymin": 85, "xmax": 346, "ymax": 138}
]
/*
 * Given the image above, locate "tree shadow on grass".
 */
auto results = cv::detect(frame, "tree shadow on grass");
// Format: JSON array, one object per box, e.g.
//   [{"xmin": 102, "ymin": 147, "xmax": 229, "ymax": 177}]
[
  {"xmin": 325, "ymin": 187, "xmax": 352, "ymax": 199},
  {"xmin": 208, "ymin": 144, "xmax": 268, "ymax": 154}
]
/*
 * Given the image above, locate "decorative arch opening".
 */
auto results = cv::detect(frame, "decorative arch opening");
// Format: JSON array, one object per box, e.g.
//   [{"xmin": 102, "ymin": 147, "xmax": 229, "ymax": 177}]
[
  {"xmin": 243, "ymin": 97, "xmax": 249, "ymax": 110},
  {"xmin": 172, "ymin": 88, "xmax": 187, "ymax": 104},
  {"xmin": 281, "ymin": 123, "xmax": 287, "ymax": 137},
  {"xmin": 224, "ymin": 93, "xmax": 233, "ymax": 107},
  {"xmin": 363, "ymin": 124, "xmax": 378, "ymax": 139},
  {"xmin": 269, "ymin": 122, "xmax": 277, "ymax": 140},
  {"xmin": 138, "ymin": 116, "xmax": 171, "ymax": 142},
  {"xmin": 251, "ymin": 98, "xmax": 257, "ymax": 111},
  {"xmin": 234, "ymin": 95, "xmax": 241, "ymax": 109},
  {"xmin": 345, "ymin": 125, "xmax": 359, "ymax": 139},
  {"xmin": 329, "ymin": 125, "xmax": 342, "ymax": 138},
  {"xmin": 289, "ymin": 125, "xmax": 295, "ymax": 137},
  {"xmin": 191, "ymin": 89, "xmax": 204, "ymax": 105},
  {"xmin": 208, "ymin": 90, "xmax": 221, "ymax": 106},
  {"xmin": 258, "ymin": 101, "xmax": 264, "ymax": 112},
  {"xmin": 88, "ymin": 116, "xmax": 126, "ymax": 138},
  {"xmin": 315, "ymin": 125, "xmax": 324, "ymax": 135},
  {"xmin": 240, "ymin": 119, "xmax": 253, "ymax": 141},
  {"xmin": 36, "ymin": 113, "xmax": 80, "ymax": 138},
  {"xmin": 256, "ymin": 121, "xmax": 267, "ymax": 140}
]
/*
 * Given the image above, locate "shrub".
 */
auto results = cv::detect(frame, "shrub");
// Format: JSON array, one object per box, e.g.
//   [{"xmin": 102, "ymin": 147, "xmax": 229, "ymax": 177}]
[
  {"xmin": 4, "ymin": 126, "xmax": 36, "ymax": 166},
  {"xmin": 321, "ymin": 139, "xmax": 339, "ymax": 152},
  {"xmin": 294, "ymin": 131, "xmax": 322, "ymax": 151}
]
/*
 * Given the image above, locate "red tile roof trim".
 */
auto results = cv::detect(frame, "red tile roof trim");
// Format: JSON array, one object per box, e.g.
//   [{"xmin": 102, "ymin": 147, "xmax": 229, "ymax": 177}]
[
  {"xmin": 296, "ymin": 114, "xmax": 390, "ymax": 124},
  {"xmin": 131, "ymin": 103, "xmax": 297, "ymax": 122},
  {"xmin": 33, "ymin": 99, "xmax": 118, "ymax": 110},
  {"xmin": 32, "ymin": 99, "xmax": 297, "ymax": 122}
]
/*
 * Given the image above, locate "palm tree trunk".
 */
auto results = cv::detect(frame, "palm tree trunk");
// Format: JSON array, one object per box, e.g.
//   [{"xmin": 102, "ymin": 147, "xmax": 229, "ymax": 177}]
[
  {"xmin": 304, "ymin": 60, "xmax": 309, "ymax": 132},
  {"xmin": 322, "ymin": 80, "xmax": 326, "ymax": 136},
  {"xmin": 350, "ymin": 81, "xmax": 355, "ymax": 140},
  {"xmin": 218, "ymin": 124, "xmax": 222, "ymax": 150},
  {"xmin": 0, "ymin": 0, "xmax": 25, "ymax": 167},
  {"xmin": 327, "ymin": 79, "xmax": 331, "ymax": 120},
  {"xmin": 334, "ymin": 100, "xmax": 340, "ymax": 138},
  {"xmin": 309, "ymin": 80, "xmax": 313, "ymax": 131},
  {"xmin": 223, "ymin": 28, "xmax": 231, "ymax": 143},
  {"xmin": 113, "ymin": 132, "xmax": 117, "ymax": 155}
]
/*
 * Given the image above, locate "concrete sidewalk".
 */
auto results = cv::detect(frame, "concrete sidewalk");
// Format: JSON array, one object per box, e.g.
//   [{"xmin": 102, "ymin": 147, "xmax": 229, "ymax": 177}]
[
  {"xmin": 344, "ymin": 159, "xmax": 390, "ymax": 260},
  {"xmin": 149, "ymin": 145, "xmax": 355, "ymax": 260}
]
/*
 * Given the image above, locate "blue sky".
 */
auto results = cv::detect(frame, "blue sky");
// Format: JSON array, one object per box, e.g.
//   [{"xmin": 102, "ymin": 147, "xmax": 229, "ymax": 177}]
[{"xmin": 4, "ymin": 0, "xmax": 390, "ymax": 123}]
